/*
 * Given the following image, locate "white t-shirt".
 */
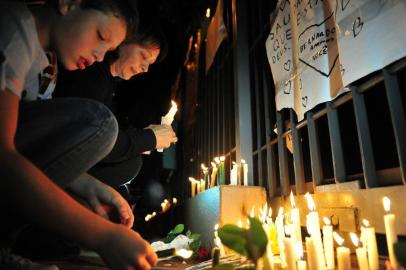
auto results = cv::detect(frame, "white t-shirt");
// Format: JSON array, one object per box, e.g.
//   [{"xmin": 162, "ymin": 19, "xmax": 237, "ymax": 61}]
[{"xmin": 0, "ymin": 1, "xmax": 49, "ymax": 100}]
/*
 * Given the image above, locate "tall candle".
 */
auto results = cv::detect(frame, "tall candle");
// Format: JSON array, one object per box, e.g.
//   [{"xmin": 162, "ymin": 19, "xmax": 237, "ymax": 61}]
[
  {"xmin": 305, "ymin": 237, "xmax": 318, "ymax": 270},
  {"xmin": 201, "ymin": 163, "xmax": 208, "ymax": 189},
  {"xmin": 218, "ymin": 156, "xmax": 225, "ymax": 185},
  {"xmin": 290, "ymin": 191, "xmax": 303, "ymax": 256},
  {"xmin": 158, "ymin": 100, "xmax": 177, "ymax": 152},
  {"xmin": 383, "ymin": 196, "xmax": 399, "ymax": 270},
  {"xmin": 305, "ymin": 193, "xmax": 326, "ymax": 270},
  {"xmin": 322, "ymin": 217, "xmax": 334, "ymax": 270},
  {"xmin": 196, "ymin": 181, "xmax": 201, "ymax": 194},
  {"xmin": 230, "ymin": 161, "xmax": 238, "ymax": 185},
  {"xmin": 200, "ymin": 179, "xmax": 205, "ymax": 192},
  {"xmin": 361, "ymin": 219, "xmax": 379, "ymax": 270},
  {"xmin": 333, "ymin": 232, "xmax": 351, "ymax": 270},
  {"xmin": 284, "ymin": 237, "xmax": 298, "ymax": 270},
  {"xmin": 296, "ymin": 242, "xmax": 307, "ymax": 270},
  {"xmin": 188, "ymin": 177, "xmax": 196, "ymax": 197},
  {"xmin": 241, "ymin": 159, "xmax": 248, "ymax": 186},
  {"xmin": 210, "ymin": 161, "xmax": 218, "ymax": 187},
  {"xmin": 350, "ymin": 232, "xmax": 369, "ymax": 270},
  {"xmin": 275, "ymin": 207, "xmax": 286, "ymax": 268}
]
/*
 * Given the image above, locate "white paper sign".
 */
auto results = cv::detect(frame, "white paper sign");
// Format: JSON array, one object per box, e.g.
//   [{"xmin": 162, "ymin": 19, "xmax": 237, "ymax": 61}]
[{"xmin": 266, "ymin": 0, "xmax": 406, "ymax": 120}]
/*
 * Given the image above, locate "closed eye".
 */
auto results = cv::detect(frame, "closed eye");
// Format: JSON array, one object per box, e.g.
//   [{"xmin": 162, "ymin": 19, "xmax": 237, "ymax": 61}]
[{"xmin": 97, "ymin": 31, "xmax": 105, "ymax": 41}]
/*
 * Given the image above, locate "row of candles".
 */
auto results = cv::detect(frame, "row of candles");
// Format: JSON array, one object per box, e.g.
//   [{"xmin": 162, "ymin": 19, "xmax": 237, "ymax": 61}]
[
  {"xmin": 189, "ymin": 156, "xmax": 249, "ymax": 196},
  {"xmin": 217, "ymin": 192, "xmax": 399, "ymax": 270},
  {"xmin": 145, "ymin": 197, "xmax": 178, "ymax": 222}
]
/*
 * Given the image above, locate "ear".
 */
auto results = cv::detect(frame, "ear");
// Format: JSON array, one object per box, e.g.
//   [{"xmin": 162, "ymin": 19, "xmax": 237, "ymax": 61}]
[{"xmin": 57, "ymin": 0, "xmax": 81, "ymax": 15}]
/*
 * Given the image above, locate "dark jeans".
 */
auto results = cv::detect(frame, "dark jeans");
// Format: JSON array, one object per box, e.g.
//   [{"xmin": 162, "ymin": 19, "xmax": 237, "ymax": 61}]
[{"xmin": 1, "ymin": 98, "xmax": 118, "ymax": 246}]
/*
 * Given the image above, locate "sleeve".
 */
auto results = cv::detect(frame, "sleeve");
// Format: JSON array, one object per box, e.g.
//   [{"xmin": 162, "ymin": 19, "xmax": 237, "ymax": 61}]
[
  {"xmin": 0, "ymin": 11, "xmax": 37, "ymax": 97},
  {"xmin": 99, "ymin": 127, "xmax": 156, "ymax": 164}
]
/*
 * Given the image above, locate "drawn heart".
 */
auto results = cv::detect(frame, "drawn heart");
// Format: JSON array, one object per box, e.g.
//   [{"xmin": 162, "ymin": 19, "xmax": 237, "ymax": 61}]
[
  {"xmin": 284, "ymin": 60, "xmax": 291, "ymax": 71},
  {"xmin": 302, "ymin": 96, "xmax": 308, "ymax": 107},
  {"xmin": 283, "ymin": 80, "xmax": 291, "ymax": 94},
  {"xmin": 342, "ymin": 0, "xmax": 350, "ymax": 11},
  {"xmin": 352, "ymin": 17, "xmax": 364, "ymax": 38}
]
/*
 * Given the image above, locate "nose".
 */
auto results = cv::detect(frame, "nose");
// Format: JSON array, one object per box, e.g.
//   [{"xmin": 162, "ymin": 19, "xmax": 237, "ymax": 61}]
[{"xmin": 93, "ymin": 46, "xmax": 109, "ymax": 63}]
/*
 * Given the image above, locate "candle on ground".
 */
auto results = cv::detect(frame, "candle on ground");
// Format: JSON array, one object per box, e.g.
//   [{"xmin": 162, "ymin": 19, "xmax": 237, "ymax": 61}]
[
  {"xmin": 201, "ymin": 163, "xmax": 209, "ymax": 189},
  {"xmin": 218, "ymin": 156, "xmax": 225, "ymax": 185},
  {"xmin": 290, "ymin": 191, "xmax": 303, "ymax": 256},
  {"xmin": 383, "ymin": 196, "xmax": 399, "ymax": 270},
  {"xmin": 284, "ymin": 236, "xmax": 298, "ymax": 270},
  {"xmin": 241, "ymin": 159, "xmax": 248, "ymax": 186},
  {"xmin": 350, "ymin": 232, "xmax": 369, "ymax": 270},
  {"xmin": 296, "ymin": 242, "xmax": 307, "ymax": 270},
  {"xmin": 210, "ymin": 161, "xmax": 218, "ymax": 187},
  {"xmin": 275, "ymin": 207, "xmax": 286, "ymax": 268},
  {"xmin": 188, "ymin": 177, "xmax": 197, "ymax": 197},
  {"xmin": 214, "ymin": 224, "xmax": 226, "ymax": 256},
  {"xmin": 361, "ymin": 219, "xmax": 379, "ymax": 270},
  {"xmin": 305, "ymin": 237, "xmax": 318, "ymax": 270},
  {"xmin": 333, "ymin": 232, "xmax": 351, "ymax": 270},
  {"xmin": 200, "ymin": 179, "xmax": 205, "ymax": 192},
  {"xmin": 322, "ymin": 217, "xmax": 334, "ymax": 270},
  {"xmin": 230, "ymin": 161, "xmax": 238, "ymax": 185}
]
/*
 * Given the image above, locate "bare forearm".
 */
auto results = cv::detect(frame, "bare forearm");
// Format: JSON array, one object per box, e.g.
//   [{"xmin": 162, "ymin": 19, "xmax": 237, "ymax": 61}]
[{"xmin": 0, "ymin": 149, "xmax": 114, "ymax": 250}]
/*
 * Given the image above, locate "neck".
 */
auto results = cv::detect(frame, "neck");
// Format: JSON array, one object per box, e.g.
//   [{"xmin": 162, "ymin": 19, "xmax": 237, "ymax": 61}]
[{"xmin": 30, "ymin": 5, "xmax": 55, "ymax": 51}]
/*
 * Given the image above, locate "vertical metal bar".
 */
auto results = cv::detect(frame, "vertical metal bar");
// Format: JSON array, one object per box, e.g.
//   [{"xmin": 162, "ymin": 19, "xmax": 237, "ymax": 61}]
[
  {"xmin": 253, "ymin": 50, "xmax": 264, "ymax": 186},
  {"xmin": 351, "ymin": 86, "xmax": 378, "ymax": 188},
  {"xmin": 290, "ymin": 109, "xmax": 306, "ymax": 194},
  {"xmin": 277, "ymin": 111, "xmax": 290, "ymax": 195},
  {"xmin": 232, "ymin": 0, "xmax": 254, "ymax": 184},
  {"xmin": 326, "ymin": 102, "xmax": 346, "ymax": 183},
  {"xmin": 307, "ymin": 112, "xmax": 323, "ymax": 187},
  {"xmin": 383, "ymin": 69, "xmax": 406, "ymax": 184}
]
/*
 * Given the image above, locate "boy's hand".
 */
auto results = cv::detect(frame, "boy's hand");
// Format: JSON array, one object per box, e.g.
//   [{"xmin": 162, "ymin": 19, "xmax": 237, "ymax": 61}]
[{"xmin": 147, "ymin": 124, "xmax": 178, "ymax": 149}]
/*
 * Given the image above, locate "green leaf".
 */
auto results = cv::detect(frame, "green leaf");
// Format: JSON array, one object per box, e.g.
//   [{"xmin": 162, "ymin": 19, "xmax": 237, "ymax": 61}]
[
  {"xmin": 212, "ymin": 264, "xmax": 235, "ymax": 270},
  {"xmin": 245, "ymin": 217, "xmax": 268, "ymax": 262},
  {"xmin": 173, "ymin": 224, "xmax": 185, "ymax": 234},
  {"xmin": 394, "ymin": 241, "xmax": 406, "ymax": 267},
  {"xmin": 186, "ymin": 230, "xmax": 192, "ymax": 237},
  {"xmin": 189, "ymin": 233, "xmax": 201, "ymax": 241},
  {"xmin": 218, "ymin": 224, "xmax": 248, "ymax": 256},
  {"xmin": 189, "ymin": 239, "xmax": 201, "ymax": 252}
]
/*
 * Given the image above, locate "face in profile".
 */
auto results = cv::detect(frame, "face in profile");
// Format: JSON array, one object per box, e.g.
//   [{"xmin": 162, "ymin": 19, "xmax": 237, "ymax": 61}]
[
  {"xmin": 110, "ymin": 43, "xmax": 160, "ymax": 80},
  {"xmin": 52, "ymin": 1, "xmax": 127, "ymax": 71}
]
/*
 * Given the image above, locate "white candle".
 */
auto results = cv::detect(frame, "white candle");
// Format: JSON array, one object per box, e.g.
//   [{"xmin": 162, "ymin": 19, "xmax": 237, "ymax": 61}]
[
  {"xmin": 200, "ymin": 179, "xmax": 205, "ymax": 192},
  {"xmin": 350, "ymin": 232, "xmax": 369, "ymax": 270},
  {"xmin": 284, "ymin": 237, "xmax": 298, "ymax": 270},
  {"xmin": 383, "ymin": 196, "xmax": 399, "ymax": 270},
  {"xmin": 296, "ymin": 242, "xmax": 307, "ymax": 270},
  {"xmin": 361, "ymin": 219, "xmax": 379, "ymax": 270},
  {"xmin": 276, "ymin": 207, "xmax": 286, "ymax": 268},
  {"xmin": 188, "ymin": 177, "xmax": 196, "ymax": 197},
  {"xmin": 305, "ymin": 193, "xmax": 326, "ymax": 270},
  {"xmin": 241, "ymin": 159, "xmax": 248, "ymax": 186},
  {"xmin": 196, "ymin": 181, "xmax": 201, "ymax": 194},
  {"xmin": 158, "ymin": 100, "xmax": 177, "ymax": 152},
  {"xmin": 322, "ymin": 217, "xmax": 334, "ymax": 270},
  {"xmin": 201, "ymin": 163, "xmax": 208, "ymax": 189},
  {"xmin": 290, "ymin": 191, "xmax": 303, "ymax": 254},
  {"xmin": 230, "ymin": 161, "xmax": 238, "ymax": 185},
  {"xmin": 214, "ymin": 224, "xmax": 226, "ymax": 257},
  {"xmin": 305, "ymin": 237, "xmax": 318, "ymax": 270},
  {"xmin": 333, "ymin": 232, "xmax": 351, "ymax": 270},
  {"xmin": 210, "ymin": 161, "xmax": 218, "ymax": 187}
]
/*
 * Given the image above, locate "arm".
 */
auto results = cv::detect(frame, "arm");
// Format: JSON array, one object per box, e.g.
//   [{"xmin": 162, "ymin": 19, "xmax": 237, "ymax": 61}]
[{"xmin": 0, "ymin": 90, "xmax": 156, "ymax": 269}]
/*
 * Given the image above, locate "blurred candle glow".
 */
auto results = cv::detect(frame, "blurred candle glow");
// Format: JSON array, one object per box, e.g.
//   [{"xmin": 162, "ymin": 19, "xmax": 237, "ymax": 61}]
[
  {"xmin": 350, "ymin": 232, "xmax": 369, "ymax": 270},
  {"xmin": 334, "ymin": 232, "xmax": 350, "ymax": 270},
  {"xmin": 383, "ymin": 196, "xmax": 398, "ymax": 270}
]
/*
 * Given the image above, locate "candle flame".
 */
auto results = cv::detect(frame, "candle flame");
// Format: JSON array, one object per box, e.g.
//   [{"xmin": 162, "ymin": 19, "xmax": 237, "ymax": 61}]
[
  {"xmin": 173, "ymin": 198, "xmax": 178, "ymax": 204},
  {"xmin": 362, "ymin": 219, "xmax": 370, "ymax": 227},
  {"xmin": 211, "ymin": 162, "xmax": 217, "ymax": 168},
  {"xmin": 250, "ymin": 207, "xmax": 255, "ymax": 218},
  {"xmin": 278, "ymin": 207, "xmax": 284, "ymax": 217},
  {"xmin": 175, "ymin": 249, "xmax": 193, "ymax": 259},
  {"xmin": 171, "ymin": 100, "xmax": 177, "ymax": 108},
  {"xmin": 238, "ymin": 219, "xmax": 243, "ymax": 228},
  {"xmin": 152, "ymin": 212, "xmax": 156, "ymax": 216},
  {"xmin": 214, "ymin": 224, "xmax": 219, "ymax": 230},
  {"xmin": 205, "ymin": 8, "xmax": 210, "ymax": 18},
  {"xmin": 188, "ymin": 177, "xmax": 196, "ymax": 182},
  {"xmin": 214, "ymin": 157, "xmax": 220, "ymax": 164},
  {"xmin": 232, "ymin": 161, "xmax": 237, "ymax": 166},
  {"xmin": 145, "ymin": 214, "xmax": 152, "ymax": 222},
  {"xmin": 305, "ymin": 192, "xmax": 316, "ymax": 211},
  {"xmin": 241, "ymin": 159, "xmax": 246, "ymax": 164},
  {"xmin": 220, "ymin": 156, "xmax": 225, "ymax": 162},
  {"xmin": 333, "ymin": 232, "xmax": 345, "ymax": 246},
  {"xmin": 350, "ymin": 232, "xmax": 360, "ymax": 247},
  {"xmin": 323, "ymin": 217, "xmax": 331, "ymax": 225},
  {"xmin": 290, "ymin": 191, "xmax": 296, "ymax": 208},
  {"xmin": 164, "ymin": 199, "xmax": 169, "ymax": 204},
  {"xmin": 383, "ymin": 196, "xmax": 391, "ymax": 212},
  {"xmin": 201, "ymin": 163, "xmax": 208, "ymax": 171}
]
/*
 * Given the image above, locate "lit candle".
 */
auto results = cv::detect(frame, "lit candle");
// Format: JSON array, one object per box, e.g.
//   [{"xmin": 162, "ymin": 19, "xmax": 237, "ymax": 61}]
[
  {"xmin": 188, "ymin": 177, "xmax": 197, "ymax": 197},
  {"xmin": 172, "ymin": 197, "xmax": 178, "ymax": 204},
  {"xmin": 218, "ymin": 156, "xmax": 225, "ymax": 185},
  {"xmin": 200, "ymin": 179, "xmax": 205, "ymax": 192},
  {"xmin": 241, "ymin": 159, "xmax": 248, "ymax": 186},
  {"xmin": 290, "ymin": 191, "xmax": 303, "ymax": 256},
  {"xmin": 214, "ymin": 224, "xmax": 226, "ymax": 256},
  {"xmin": 333, "ymin": 232, "xmax": 351, "ymax": 270},
  {"xmin": 360, "ymin": 219, "xmax": 379, "ymax": 270},
  {"xmin": 350, "ymin": 232, "xmax": 369, "ymax": 270},
  {"xmin": 158, "ymin": 100, "xmax": 177, "ymax": 152},
  {"xmin": 276, "ymin": 207, "xmax": 286, "ymax": 268},
  {"xmin": 305, "ymin": 193, "xmax": 326, "ymax": 270},
  {"xmin": 230, "ymin": 161, "xmax": 239, "ymax": 185},
  {"xmin": 383, "ymin": 196, "xmax": 399, "ymax": 269},
  {"xmin": 210, "ymin": 161, "xmax": 218, "ymax": 187},
  {"xmin": 305, "ymin": 237, "xmax": 318, "ymax": 270},
  {"xmin": 296, "ymin": 242, "xmax": 307, "ymax": 270},
  {"xmin": 322, "ymin": 217, "xmax": 334, "ymax": 270},
  {"xmin": 284, "ymin": 235, "xmax": 298, "ymax": 270}
]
